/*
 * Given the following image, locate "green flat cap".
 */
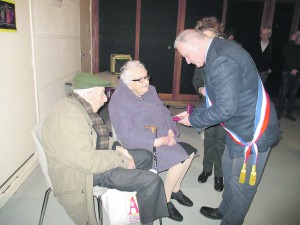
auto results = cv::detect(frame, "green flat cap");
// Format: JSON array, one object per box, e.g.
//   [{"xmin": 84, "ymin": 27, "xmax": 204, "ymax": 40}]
[{"xmin": 73, "ymin": 73, "xmax": 112, "ymax": 89}]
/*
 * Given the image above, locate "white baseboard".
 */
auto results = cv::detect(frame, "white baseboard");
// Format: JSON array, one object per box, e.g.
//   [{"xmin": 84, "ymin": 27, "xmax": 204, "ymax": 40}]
[{"xmin": 0, "ymin": 154, "xmax": 38, "ymax": 209}]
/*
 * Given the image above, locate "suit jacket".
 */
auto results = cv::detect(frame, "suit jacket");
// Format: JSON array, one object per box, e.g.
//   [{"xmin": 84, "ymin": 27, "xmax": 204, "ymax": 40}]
[{"xmin": 190, "ymin": 38, "xmax": 280, "ymax": 159}]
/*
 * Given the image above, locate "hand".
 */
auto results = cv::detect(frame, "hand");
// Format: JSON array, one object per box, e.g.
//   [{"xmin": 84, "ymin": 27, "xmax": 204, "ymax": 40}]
[
  {"xmin": 291, "ymin": 33, "xmax": 297, "ymax": 41},
  {"xmin": 291, "ymin": 69, "xmax": 298, "ymax": 76},
  {"xmin": 116, "ymin": 146, "xmax": 135, "ymax": 169},
  {"xmin": 174, "ymin": 111, "xmax": 192, "ymax": 127},
  {"xmin": 268, "ymin": 69, "xmax": 272, "ymax": 74},
  {"xmin": 167, "ymin": 129, "xmax": 176, "ymax": 146},
  {"xmin": 198, "ymin": 87, "xmax": 206, "ymax": 96},
  {"xmin": 168, "ymin": 129, "xmax": 175, "ymax": 138},
  {"xmin": 154, "ymin": 136, "xmax": 175, "ymax": 147}
]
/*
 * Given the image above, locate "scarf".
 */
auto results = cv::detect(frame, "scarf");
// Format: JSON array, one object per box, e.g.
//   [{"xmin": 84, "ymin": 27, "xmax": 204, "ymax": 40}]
[
  {"xmin": 69, "ymin": 92, "xmax": 110, "ymax": 150},
  {"xmin": 205, "ymin": 77, "xmax": 270, "ymax": 185}
]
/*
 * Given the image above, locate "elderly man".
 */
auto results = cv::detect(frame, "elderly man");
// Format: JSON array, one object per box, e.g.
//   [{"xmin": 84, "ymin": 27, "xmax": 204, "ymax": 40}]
[
  {"xmin": 42, "ymin": 73, "xmax": 168, "ymax": 225},
  {"xmin": 108, "ymin": 60, "xmax": 197, "ymax": 222},
  {"xmin": 248, "ymin": 26, "xmax": 273, "ymax": 84},
  {"xmin": 174, "ymin": 29, "xmax": 280, "ymax": 225}
]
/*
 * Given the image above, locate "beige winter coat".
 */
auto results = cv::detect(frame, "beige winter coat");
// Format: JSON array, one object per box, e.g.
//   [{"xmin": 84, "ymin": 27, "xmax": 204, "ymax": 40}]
[{"xmin": 42, "ymin": 97, "xmax": 129, "ymax": 225}]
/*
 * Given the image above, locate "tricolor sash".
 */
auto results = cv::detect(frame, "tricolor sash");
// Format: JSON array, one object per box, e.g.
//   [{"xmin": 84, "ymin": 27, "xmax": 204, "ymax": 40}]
[{"xmin": 205, "ymin": 78, "xmax": 270, "ymax": 185}]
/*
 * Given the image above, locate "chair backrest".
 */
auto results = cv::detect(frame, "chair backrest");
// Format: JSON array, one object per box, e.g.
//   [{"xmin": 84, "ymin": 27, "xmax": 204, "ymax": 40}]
[{"xmin": 31, "ymin": 122, "xmax": 53, "ymax": 189}]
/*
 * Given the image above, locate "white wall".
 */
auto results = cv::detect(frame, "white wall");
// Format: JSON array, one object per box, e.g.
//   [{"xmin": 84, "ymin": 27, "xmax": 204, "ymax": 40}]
[
  {"xmin": 0, "ymin": 0, "xmax": 80, "ymax": 208},
  {"xmin": 31, "ymin": 0, "xmax": 80, "ymax": 120}
]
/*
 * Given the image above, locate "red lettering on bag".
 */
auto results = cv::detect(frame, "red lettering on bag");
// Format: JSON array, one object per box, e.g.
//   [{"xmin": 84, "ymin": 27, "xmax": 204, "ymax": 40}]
[{"xmin": 128, "ymin": 196, "xmax": 139, "ymax": 214}]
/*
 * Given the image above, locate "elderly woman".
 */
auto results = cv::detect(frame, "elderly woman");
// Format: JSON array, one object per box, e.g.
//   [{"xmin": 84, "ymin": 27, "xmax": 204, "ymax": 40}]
[
  {"xmin": 42, "ymin": 73, "xmax": 168, "ymax": 225},
  {"xmin": 109, "ymin": 61, "xmax": 197, "ymax": 222}
]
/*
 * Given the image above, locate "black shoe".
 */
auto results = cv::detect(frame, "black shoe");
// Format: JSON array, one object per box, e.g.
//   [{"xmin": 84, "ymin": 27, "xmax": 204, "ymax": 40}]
[
  {"xmin": 171, "ymin": 190, "xmax": 193, "ymax": 207},
  {"xmin": 286, "ymin": 114, "xmax": 296, "ymax": 121},
  {"xmin": 200, "ymin": 206, "xmax": 223, "ymax": 220},
  {"xmin": 198, "ymin": 171, "xmax": 212, "ymax": 183},
  {"xmin": 214, "ymin": 176, "xmax": 224, "ymax": 192},
  {"xmin": 167, "ymin": 201, "xmax": 183, "ymax": 222}
]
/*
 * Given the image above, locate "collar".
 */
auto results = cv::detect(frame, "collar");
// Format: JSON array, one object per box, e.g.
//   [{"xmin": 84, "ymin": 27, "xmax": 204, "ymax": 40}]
[{"xmin": 205, "ymin": 38, "xmax": 213, "ymax": 64}]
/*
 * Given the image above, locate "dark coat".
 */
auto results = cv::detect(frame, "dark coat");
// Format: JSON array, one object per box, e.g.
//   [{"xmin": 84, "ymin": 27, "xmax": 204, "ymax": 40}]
[
  {"xmin": 190, "ymin": 38, "xmax": 281, "ymax": 159},
  {"xmin": 282, "ymin": 40, "xmax": 300, "ymax": 73},
  {"xmin": 108, "ymin": 80, "xmax": 189, "ymax": 172},
  {"xmin": 248, "ymin": 39, "xmax": 273, "ymax": 72}
]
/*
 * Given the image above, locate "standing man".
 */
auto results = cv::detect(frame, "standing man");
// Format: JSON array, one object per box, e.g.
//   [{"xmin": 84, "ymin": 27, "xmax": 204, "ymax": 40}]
[
  {"xmin": 277, "ymin": 31, "xmax": 300, "ymax": 121},
  {"xmin": 248, "ymin": 26, "xmax": 273, "ymax": 84},
  {"xmin": 174, "ymin": 29, "xmax": 281, "ymax": 225},
  {"xmin": 193, "ymin": 16, "xmax": 226, "ymax": 192}
]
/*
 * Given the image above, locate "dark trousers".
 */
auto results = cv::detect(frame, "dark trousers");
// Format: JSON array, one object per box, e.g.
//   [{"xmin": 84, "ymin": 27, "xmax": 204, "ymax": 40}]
[
  {"xmin": 93, "ymin": 149, "xmax": 169, "ymax": 223},
  {"xmin": 218, "ymin": 146, "xmax": 270, "ymax": 225},
  {"xmin": 203, "ymin": 124, "xmax": 226, "ymax": 177},
  {"xmin": 278, "ymin": 71, "xmax": 300, "ymax": 116}
]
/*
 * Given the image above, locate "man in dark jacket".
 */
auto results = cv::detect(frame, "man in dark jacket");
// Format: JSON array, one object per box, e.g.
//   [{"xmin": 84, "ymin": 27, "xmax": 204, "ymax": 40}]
[
  {"xmin": 248, "ymin": 26, "xmax": 273, "ymax": 84},
  {"xmin": 277, "ymin": 31, "xmax": 300, "ymax": 121},
  {"xmin": 174, "ymin": 29, "xmax": 281, "ymax": 225}
]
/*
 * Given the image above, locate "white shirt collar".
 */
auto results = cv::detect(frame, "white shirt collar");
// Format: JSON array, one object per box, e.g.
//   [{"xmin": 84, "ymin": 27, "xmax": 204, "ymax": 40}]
[{"xmin": 260, "ymin": 40, "xmax": 269, "ymax": 52}]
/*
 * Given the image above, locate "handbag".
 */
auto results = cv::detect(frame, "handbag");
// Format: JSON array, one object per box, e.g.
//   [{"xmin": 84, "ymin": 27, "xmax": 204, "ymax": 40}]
[{"xmin": 101, "ymin": 189, "xmax": 140, "ymax": 225}]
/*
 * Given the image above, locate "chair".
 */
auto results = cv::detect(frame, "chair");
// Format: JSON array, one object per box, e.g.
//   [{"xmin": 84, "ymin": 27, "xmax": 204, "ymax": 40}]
[{"xmin": 31, "ymin": 122, "xmax": 106, "ymax": 225}]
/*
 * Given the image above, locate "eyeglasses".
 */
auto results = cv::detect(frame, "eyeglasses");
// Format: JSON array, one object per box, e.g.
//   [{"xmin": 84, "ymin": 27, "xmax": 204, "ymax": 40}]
[{"xmin": 131, "ymin": 75, "xmax": 151, "ymax": 83}]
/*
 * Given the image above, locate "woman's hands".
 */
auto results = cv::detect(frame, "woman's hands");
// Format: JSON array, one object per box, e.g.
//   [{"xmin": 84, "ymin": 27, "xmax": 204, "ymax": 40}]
[{"xmin": 154, "ymin": 129, "xmax": 176, "ymax": 147}]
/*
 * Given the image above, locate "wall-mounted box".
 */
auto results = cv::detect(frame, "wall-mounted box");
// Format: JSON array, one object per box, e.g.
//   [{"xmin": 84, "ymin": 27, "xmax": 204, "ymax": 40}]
[{"xmin": 110, "ymin": 54, "xmax": 132, "ymax": 75}]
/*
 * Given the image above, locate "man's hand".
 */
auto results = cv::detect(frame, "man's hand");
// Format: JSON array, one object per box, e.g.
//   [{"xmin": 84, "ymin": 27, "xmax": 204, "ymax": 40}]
[
  {"xmin": 291, "ymin": 69, "xmax": 298, "ymax": 76},
  {"xmin": 174, "ymin": 111, "xmax": 192, "ymax": 127},
  {"xmin": 198, "ymin": 87, "xmax": 206, "ymax": 96},
  {"xmin": 116, "ymin": 146, "xmax": 135, "ymax": 169},
  {"xmin": 291, "ymin": 33, "xmax": 297, "ymax": 41}
]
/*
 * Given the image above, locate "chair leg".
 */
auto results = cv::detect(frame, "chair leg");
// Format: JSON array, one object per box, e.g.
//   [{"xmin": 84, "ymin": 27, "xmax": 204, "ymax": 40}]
[
  {"xmin": 159, "ymin": 217, "xmax": 162, "ymax": 225},
  {"xmin": 38, "ymin": 188, "xmax": 52, "ymax": 225},
  {"xmin": 96, "ymin": 196, "xmax": 103, "ymax": 225}
]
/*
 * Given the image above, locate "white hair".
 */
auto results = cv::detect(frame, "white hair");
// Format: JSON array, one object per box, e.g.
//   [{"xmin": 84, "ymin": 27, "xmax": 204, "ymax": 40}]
[
  {"xmin": 73, "ymin": 88, "xmax": 91, "ymax": 96},
  {"xmin": 73, "ymin": 86, "xmax": 105, "ymax": 97},
  {"xmin": 174, "ymin": 29, "xmax": 206, "ymax": 49},
  {"xmin": 120, "ymin": 60, "xmax": 147, "ymax": 84}
]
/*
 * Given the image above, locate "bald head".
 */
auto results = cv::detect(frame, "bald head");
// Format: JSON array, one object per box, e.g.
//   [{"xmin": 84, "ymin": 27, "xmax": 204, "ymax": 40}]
[
  {"xmin": 174, "ymin": 29, "xmax": 210, "ymax": 68},
  {"xmin": 174, "ymin": 29, "xmax": 207, "ymax": 49}
]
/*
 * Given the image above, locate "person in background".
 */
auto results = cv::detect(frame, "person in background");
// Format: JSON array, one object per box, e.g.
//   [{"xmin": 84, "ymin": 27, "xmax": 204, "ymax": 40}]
[
  {"xmin": 248, "ymin": 26, "xmax": 273, "ymax": 84},
  {"xmin": 224, "ymin": 28, "xmax": 236, "ymax": 41},
  {"xmin": 193, "ymin": 16, "xmax": 226, "ymax": 192},
  {"xmin": 174, "ymin": 29, "xmax": 281, "ymax": 225},
  {"xmin": 42, "ymin": 73, "xmax": 168, "ymax": 225},
  {"xmin": 109, "ymin": 60, "xmax": 198, "ymax": 222},
  {"xmin": 277, "ymin": 31, "xmax": 300, "ymax": 121}
]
